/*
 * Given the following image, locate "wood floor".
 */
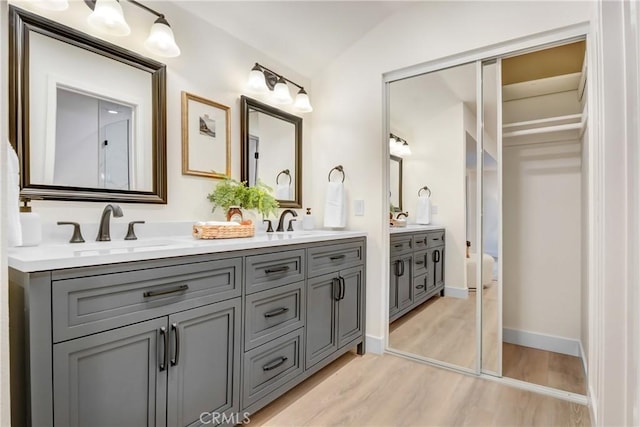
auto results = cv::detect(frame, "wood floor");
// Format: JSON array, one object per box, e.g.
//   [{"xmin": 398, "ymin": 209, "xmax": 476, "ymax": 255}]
[
  {"xmin": 503, "ymin": 343, "xmax": 587, "ymax": 395},
  {"xmin": 248, "ymin": 352, "xmax": 591, "ymax": 426}
]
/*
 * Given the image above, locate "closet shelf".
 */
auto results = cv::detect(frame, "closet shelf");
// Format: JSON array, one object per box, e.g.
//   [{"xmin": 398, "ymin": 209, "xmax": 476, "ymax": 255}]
[{"xmin": 503, "ymin": 113, "xmax": 583, "ymax": 138}]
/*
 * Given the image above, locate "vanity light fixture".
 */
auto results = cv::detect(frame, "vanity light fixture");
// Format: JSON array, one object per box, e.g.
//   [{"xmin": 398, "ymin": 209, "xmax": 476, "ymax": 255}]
[
  {"xmin": 246, "ymin": 62, "xmax": 313, "ymax": 113},
  {"xmin": 84, "ymin": 0, "xmax": 181, "ymax": 57},
  {"xmin": 390, "ymin": 133, "xmax": 411, "ymax": 157}
]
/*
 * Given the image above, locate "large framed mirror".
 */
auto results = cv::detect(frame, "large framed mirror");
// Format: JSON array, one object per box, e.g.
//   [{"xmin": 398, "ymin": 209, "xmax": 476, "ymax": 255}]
[
  {"xmin": 9, "ymin": 6, "xmax": 167, "ymax": 203},
  {"xmin": 240, "ymin": 96, "xmax": 302, "ymax": 208},
  {"xmin": 389, "ymin": 155, "xmax": 403, "ymax": 212}
]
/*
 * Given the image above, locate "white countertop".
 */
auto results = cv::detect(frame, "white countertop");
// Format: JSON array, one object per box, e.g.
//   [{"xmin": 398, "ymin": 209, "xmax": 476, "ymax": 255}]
[
  {"xmin": 389, "ymin": 224, "xmax": 444, "ymax": 234},
  {"xmin": 8, "ymin": 230, "xmax": 367, "ymax": 273}
]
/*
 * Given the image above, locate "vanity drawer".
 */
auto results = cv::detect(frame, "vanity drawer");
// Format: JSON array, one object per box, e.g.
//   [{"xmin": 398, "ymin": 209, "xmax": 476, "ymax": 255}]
[
  {"xmin": 413, "ymin": 250, "xmax": 428, "ymax": 276},
  {"xmin": 242, "ymin": 329, "xmax": 304, "ymax": 410},
  {"xmin": 307, "ymin": 240, "xmax": 364, "ymax": 278},
  {"xmin": 245, "ymin": 282, "xmax": 305, "ymax": 350},
  {"xmin": 245, "ymin": 250, "xmax": 305, "ymax": 294},
  {"xmin": 390, "ymin": 235, "xmax": 413, "ymax": 256},
  {"xmin": 427, "ymin": 230, "xmax": 445, "ymax": 248},
  {"xmin": 413, "ymin": 273, "xmax": 429, "ymax": 300},
  {"xmin": 52, "ymin": 257, "xmax": 242, "ymax": 342}
]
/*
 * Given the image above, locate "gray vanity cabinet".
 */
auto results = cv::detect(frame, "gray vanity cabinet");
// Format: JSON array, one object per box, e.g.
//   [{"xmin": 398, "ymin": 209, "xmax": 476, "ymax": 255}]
[
  {"xmin": 53, "ymin": 299, "xmax": 240, "ymax": 427},
  {"xmin": 389, "ymin": 229, "xmax": 445, "ymax": 323},
  {"xmin": 305, "ymin": 241, "xmax": 365, "ymax": 370},
  {"xmin": 53, "ymin": 317, "xmax": 168, "ymax": 427}
]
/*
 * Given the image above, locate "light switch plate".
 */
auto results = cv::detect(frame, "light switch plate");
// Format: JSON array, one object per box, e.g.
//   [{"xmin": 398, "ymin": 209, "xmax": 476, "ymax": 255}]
[{"xmin": 354, "ymin": 200, "xmax": 365, "ymax": 216}]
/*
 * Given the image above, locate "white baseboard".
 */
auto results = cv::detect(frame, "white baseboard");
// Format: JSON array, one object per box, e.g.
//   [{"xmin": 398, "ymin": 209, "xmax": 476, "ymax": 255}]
[
  {"xmin": 365, "ymin": 334, "xmax": 384, "ymax": 354},
  {"xmin": 503, "ymin": 328, "xmax": 581, "ymax": 357},
  {"xmin": 444, "ymin": 286, "xmax": 468, "ymax": 299}
]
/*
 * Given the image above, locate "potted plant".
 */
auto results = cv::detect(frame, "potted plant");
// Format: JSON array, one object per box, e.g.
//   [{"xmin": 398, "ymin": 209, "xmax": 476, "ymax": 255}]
[{"xmin": 207, "ymin": 178, "xmax": 279, "ymax": 220}]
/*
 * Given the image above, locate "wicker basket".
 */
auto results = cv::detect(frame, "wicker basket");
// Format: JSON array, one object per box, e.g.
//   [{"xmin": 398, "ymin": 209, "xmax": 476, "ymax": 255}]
[{"xmin": 192, "ymin": 221, "xmax": 255, "ymax": 239}]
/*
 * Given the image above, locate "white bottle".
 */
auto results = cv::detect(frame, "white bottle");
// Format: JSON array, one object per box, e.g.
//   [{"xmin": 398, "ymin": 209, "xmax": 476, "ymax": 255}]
[
  {"xmin": 20, "ymin": 199, "xmax": 42, "ymax": 247},
  {"xmin": 302, "ymin": 208, "xmax": 315, "ymax": 231}
]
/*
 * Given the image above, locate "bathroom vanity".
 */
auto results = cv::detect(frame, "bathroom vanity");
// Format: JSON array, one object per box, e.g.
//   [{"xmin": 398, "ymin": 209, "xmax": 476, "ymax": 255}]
[
  {"xmin": 389, "ymin": 226, "xmax": 445, "ymax": 322},
  {"xmin": 9, "ymin": 232, "xmax": 366, "ymax": 427}
]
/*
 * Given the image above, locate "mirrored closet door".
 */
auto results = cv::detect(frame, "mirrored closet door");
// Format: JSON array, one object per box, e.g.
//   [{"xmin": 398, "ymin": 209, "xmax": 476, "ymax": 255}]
[
  {"xmin": 385, "ymin": 36, "xmax": 589, "ymax": 397},
  {"xmin": 386, "ymin": 62, "xmax": 480, "ymax": 372}
]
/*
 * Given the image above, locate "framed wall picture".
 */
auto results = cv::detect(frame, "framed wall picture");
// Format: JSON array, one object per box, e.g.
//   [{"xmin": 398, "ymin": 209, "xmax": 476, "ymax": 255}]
[{"xmin": 181, "ymin": 91, "xmax": 231, "ymax": 178}]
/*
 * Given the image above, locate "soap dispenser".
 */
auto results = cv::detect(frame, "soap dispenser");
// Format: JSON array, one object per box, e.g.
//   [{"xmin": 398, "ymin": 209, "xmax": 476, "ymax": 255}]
[
  {"xmin": 302, "ymin": 208, "xmax": 315, "ymax": 231},
  {"xmin": 19, "ymin": 198, "xmax": 42, "ymax": 246}
]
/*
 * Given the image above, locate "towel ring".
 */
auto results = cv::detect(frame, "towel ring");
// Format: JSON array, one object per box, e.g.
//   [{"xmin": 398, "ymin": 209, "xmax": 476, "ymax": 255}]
[
  {"xmin": 276, "ymin": 169, "xmax": 291, "ymax": 185},
  {"xmin": 328, "ymin": 165, "xmax": 345, "ymax": 183},
  {"xmin": 418, "ymin": 186, "xmax": 431, "ymax": 197}
]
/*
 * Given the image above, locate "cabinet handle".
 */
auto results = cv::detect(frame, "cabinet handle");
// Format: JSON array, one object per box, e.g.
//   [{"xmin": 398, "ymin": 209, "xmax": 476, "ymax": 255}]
[
  {"xmin": 394, "ymin": 260, "xmax": 401, "ymax": 277},
  {"xmin": 329, "ymin": 254, "xmax": 346, "ymax": 261},
  {"xmin": 435, "ymin": 250, "xmax": 441, "ymax": 263},
  {"xmin": 393, "ymin": 244, "xmax": 403, "ymax": 249},
  {"xmin": 159, "ymin": 326, "xmax": 168, "ymax": 371},
  {"xmin": 339, "ymin": 276, "xmax": 346, "ymax": 300},
  {"xmin": 144, "ymin": 284, "xmax": 189, "ymax": 298},
  {"xmin": 170, "ymin": 323, "xmax": 180, "ymax": 367},
  {"xmin": 416, "ymin": 284, "xmax": 425, "ymax": 289},
  {"xmin": 415, "ymin": 260, "xmax": 424, "ymax": 265},
  {"xmin": 400, "ymin": 260, "xmax": 405, "ymax": 277},
  {"xmin": 265, "ymin": 265, "xmax": 290, "ymax": 274},
  {"xmin": 333, "ymin": 278, "xmax": 341, "ymax": 301},
  {"xmin": 262, "ymin": 356, "xmax": 288, "ymax": 371},
  {"xmin": 264, "ymin": 307, "xmax": 289, "ymax": 318}
]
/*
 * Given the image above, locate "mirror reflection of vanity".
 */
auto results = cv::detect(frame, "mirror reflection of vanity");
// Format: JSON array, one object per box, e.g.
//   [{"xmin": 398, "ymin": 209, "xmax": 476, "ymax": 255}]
[
  {"xmin": 9, "ymin": 6, "xmax": 167, "ymax": 203},
  {"xmin": 240, "ymin": 96, "xmax": 302, "ymax": 208}
]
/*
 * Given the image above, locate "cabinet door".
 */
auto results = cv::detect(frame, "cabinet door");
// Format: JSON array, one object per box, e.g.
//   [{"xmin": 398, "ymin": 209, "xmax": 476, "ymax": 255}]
[
  {"xmin": 434, "ymin": 247, "xmax": 445, "ymax": 290},
  {"xmin": 396, "ymin": 255, "xmax": 413, "ymax": 311},
  {"xmin": 167, "ymin": 299, "xmax": 241, "ymax": 427},
  {"xmin": 53, "ymin": 318, "xmax": 167, "ymax": 427},
  {"xmin": 306, "ymin": 273, "xmax": 338, "ymax": 368},
  {"xmin": 337, "ymin": 266, "xmax": 364, "ymax": 348},
  {"xmin": 389, "ymin": 259, "xmax": 400, "ymax": 317}
]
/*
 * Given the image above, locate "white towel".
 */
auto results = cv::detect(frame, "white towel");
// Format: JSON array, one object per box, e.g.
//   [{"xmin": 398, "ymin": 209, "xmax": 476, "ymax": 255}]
[
  {"xmin": 7, "ymin": 141, "xmax": 22, "ymax": 247},
  {"xmin": 275, "ymin": 183, "xmax": 291, "ymax": 200},
  {"xmin": 416, "ymin": 195, "xmax": 431, "ymax": 225},
  {"xmin": 323, "ymin": 182, "xmax": 346, "ymax": 228}
]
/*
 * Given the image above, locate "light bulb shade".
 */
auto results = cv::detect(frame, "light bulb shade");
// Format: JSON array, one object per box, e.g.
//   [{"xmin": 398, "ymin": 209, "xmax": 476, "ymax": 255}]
[
  {"xmin": 87, "ymin": 0, "xmax": 131, "ymax": 36},
  {"xmin": 273, "ymin": 77, "xmax": 292, "ymax": 104},
  {"xmin": 144, "ymin": 18, "xmax": 181, "ymax": 57},
  {"xmin": 247, "ymin": 65, "xmax": 268, "ymax": 93},
  {"xmin": 293, "ymin": 89, "xmax": 313, "ymax": 112},
  {"xmin": 30, "ymin": 0, "xmax": 69, "ymax": 11},
  {"xmin": 399, "ymin": 141, "xmax": 412, "ymax": 156}
]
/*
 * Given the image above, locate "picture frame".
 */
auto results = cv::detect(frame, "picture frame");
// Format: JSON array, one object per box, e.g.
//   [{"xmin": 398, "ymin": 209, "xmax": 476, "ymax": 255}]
[{"xmin": 181, "ymin": 91, "xmax": 231, "ymax": 179}]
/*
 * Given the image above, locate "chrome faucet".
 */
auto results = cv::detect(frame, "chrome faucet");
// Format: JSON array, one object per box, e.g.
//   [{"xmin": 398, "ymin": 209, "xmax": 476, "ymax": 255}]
[
  {"xmin": 96, "ymin": 204, "xmax": 124, "ymax": 241},
  {"xmin": 276, "ymin": 209, "xmax": 298, "ymax": 232}
]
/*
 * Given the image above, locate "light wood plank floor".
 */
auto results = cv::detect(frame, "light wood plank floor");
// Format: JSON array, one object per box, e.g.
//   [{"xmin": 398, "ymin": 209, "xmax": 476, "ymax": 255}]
[
  {"xmin": 503, "ymin": 343, "xmax": 587, "ymax": 395},
  {"xmin": 248, "ymin": 352, "xmax": 590, "ymax": 426}
]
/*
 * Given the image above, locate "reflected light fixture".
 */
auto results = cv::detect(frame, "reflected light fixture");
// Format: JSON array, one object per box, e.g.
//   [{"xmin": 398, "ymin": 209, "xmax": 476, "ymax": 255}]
[
  {"xmin": 390, "ymin": 133, "xmax": 411, "ymax": 157},
  {"xmin": 246, "ymin": 62, "xmax": 313, "ymax": 113},
  {"xmin": 84, "ymin": 0, "xmax": 181, "ymax": 57}
]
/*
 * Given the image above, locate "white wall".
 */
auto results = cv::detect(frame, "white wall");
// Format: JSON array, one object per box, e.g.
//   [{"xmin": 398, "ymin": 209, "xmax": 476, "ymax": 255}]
[
  {"xmin": 9, "ymin": 0, "xmax": 311, "ymax": 224},
  {"xmin": 310, "ymin": 0, "xmax": 591, "ymax": 345},
  {"xmin": 402, "ymin": 103, "xmax": 466, "ymax": 290},
  {"xmin": 503, "ymin": 140, "xmax": 582, "ymax": 340}
]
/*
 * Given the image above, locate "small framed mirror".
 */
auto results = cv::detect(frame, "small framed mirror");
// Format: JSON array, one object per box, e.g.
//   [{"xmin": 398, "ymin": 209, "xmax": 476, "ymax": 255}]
[
  {"xmin": 389, "ymin": 155, "xmax": 403, "ymax": 212},
  {"xmin": 240, "ymin": 96, "xmax": 302, "ymax": 208},
  {"xmin": 9, "ymin": 6, "xmax": 167, "ymax": 203}
]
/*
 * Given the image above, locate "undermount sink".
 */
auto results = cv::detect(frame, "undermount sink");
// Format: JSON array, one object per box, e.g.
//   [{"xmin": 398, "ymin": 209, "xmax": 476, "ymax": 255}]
[{"xmin": 72, "ymin": 239, "xmax": 177, "ymax": 256}]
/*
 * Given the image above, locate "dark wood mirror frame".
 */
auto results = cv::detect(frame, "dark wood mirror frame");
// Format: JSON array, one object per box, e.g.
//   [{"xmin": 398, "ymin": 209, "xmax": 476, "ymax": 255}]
[
  {"xmin": 240, "ymin": 95, "xmax": 302, "ymax": 209},
  {"xmin": 390, "ymin": 154, "xmax": 403, "ymax": 212},
  {"xmin": 9, "ymin": 5, "xmax": 167, "ymax": 203}
]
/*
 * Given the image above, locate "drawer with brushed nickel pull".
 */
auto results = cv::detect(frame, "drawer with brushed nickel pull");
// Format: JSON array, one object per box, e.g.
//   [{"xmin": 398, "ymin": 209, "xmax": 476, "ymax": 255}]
[
  {"xmin": 244, "ymin": 281, "xmax": 305, "ymax": 350},
  {"xmin": 307, "ymin": 241, "xmax": 364, "ymax": 278},
  {"xmin": 245, "ymin": 249, "xmax": 305, "ymax": 294}
]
